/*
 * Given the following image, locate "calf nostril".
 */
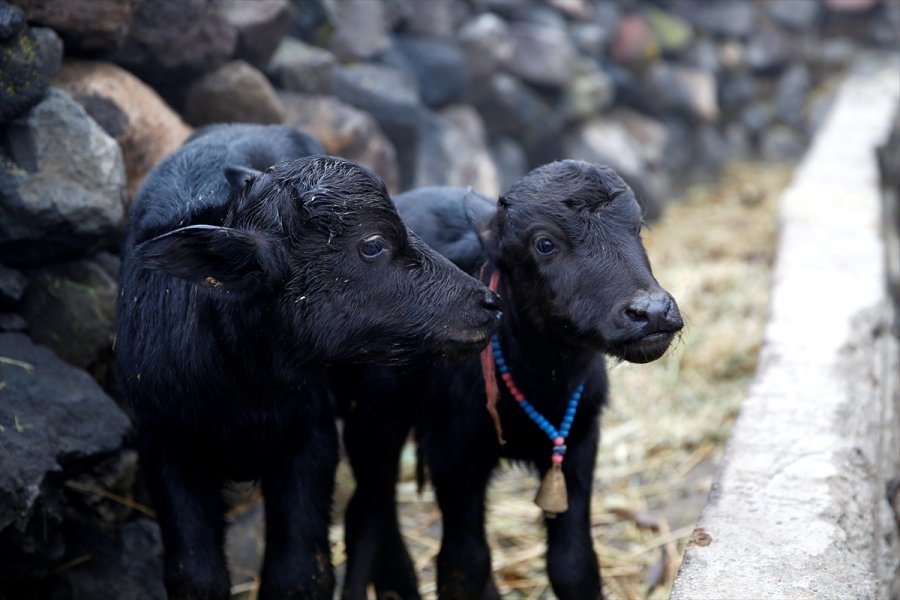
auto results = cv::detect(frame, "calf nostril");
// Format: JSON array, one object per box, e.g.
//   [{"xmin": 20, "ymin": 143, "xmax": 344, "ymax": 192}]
[
  {"xmin": 627, "ymin": 306, "xmax": 647, "ymax": 320},
  {"xmin": 482, "ymin": 290, "xmax": 502, "ymax": 313}
]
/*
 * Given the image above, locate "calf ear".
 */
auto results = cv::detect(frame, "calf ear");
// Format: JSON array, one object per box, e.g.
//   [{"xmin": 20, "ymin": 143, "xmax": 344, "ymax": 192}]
[
  {"xmin": 224, "ymin": 165, "xmax": 263, "ymax": 193},
  {"xmin": 133, "ymin": 224, "xmax": 280, "ymax": 295}
]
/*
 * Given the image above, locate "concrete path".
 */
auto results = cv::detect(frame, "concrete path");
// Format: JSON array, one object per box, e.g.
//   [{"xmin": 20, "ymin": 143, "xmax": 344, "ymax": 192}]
[{"xmin": 670, "ymin": 55, "xmax": 900, "ymax": 600}]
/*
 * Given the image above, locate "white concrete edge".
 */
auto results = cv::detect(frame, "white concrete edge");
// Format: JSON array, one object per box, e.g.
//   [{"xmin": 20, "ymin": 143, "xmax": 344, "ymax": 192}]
[{"xmin": 669, "ymin": 54, "xmax": 900, "ymax": 600}]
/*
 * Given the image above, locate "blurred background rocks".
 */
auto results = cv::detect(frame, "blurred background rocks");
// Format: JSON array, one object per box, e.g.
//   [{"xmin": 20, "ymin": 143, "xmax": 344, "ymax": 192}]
[{"xmin": 0, "ymin": 0, "xmax": 897, "ymax": 597}]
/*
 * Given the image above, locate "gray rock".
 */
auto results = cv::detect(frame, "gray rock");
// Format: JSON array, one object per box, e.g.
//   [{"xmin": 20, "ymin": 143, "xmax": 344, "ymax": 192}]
[
  {"xmin": 718, "ymin": 73, "xmax": 761, "ymax": 116},
  {"xmin": 53, "ymin": 59, "xmax": 193, "ymax": 202},
  {"xmin": 400, "ymin": 0, "xmax": 459, "ymax": 39},
  {"xmin": 824, "ymin": 0, "xmax": 880, "ymax": 11},
  {"xmin": 0, "ymin": 264, "xmax": 26, "ymax": 307},
  {"xmin": 415, "ymin": 106, "xmax": 500, "ymax": 198},
  {"xmin": 326, "ymin": 0, "xmax": 390, "ymax": 60},
  {"xmin": 0, "ymin": 13, "xmax": 48, "ymax": 125},
  {"xmin": 561, "ymin": 115, "xmax": 666, "ymax": 219},
  {"xmin": 20, "ymin": 255, "xmax": 118, "ymax": 370},
  {"xmin": 457, "ymin": 12, "xmax": 514, "ymax": 79},
  {"xmin": 746, "ymin": 24, "xmax": 795, "ymax": 74},
  {"xmin": 0, "ymin": 332, "xmax": 131, "ymax": 573},
  {"xmin": 570, "ymin": 21, "xmax": 611, "ymax": 57},
  {"xmin": 696, "ymin": 0, "xmax": 757, "ymax": 38},
  {"xmin": 589, "ymin": 1, "xmax": 621, "ymax": 47},
  {"xmin": 266, "ymin": 37, "xmax": 336, "ymax": 95},
  {"xmin": 52, "ymin": 518, "xmax": 165, "ymax": 600},
  {"xmin": 286, "ymin": 0, "xmax": 329, "ymax": 44},
  {"xmin": 760, "ymin": 125, "xmax": 806, "ymax": 161},
  {"xmin": 504, "ymin": 21, "xmax": 576, "ymax": 88},
  {"xmin": 545, "ymin": 0, "xmax": 593, "ymax": 20},
  {"xmin": 775, "ymin": 65, "xmax": 811, "ymax": 130},
  {"xmin": 615, "ymin": 108, "xmax": 670, "ymax": 170},
  {"xmin": 0, "ymin": 0, "xmax": 24, "ymax": 39},
  {"xmin": 685, "ymin": 38, "xmax": 720, "ymax": 72},
  {"xmin": 331, "ymin": 63, "xmax": 424, "ymax": 189},
  {"xmin": 870, "ymin": 0, "xmax": 900, "ymax": 48},
  {"xmin": 106, "ymin": 0, "xmax": 237, "ymax": 85},
  {"xmin": 184, "ymin": 60, "xmax": 287, "ymax": 127},
  {"xmin": 280, "ymin": 92, "xmax": 400, "ymax": 192},
  {"xmin": 740, "ymin": 102, "xmax": 777, "ymax": 141},
  {"xmin": 767, "ymin": 0, "xmax": 822, "ymax": 30},
  {"xmin": 394, "ymin": 35, "xmax": 468, "ymax": 109},
  {"xmin": 470, "ymin": 72, "xmax": 552, "ymax": 140},
  {"xmin": 562, "ymin": 58, "xmax": 615, "ymax": 122},
  {"xmin": 490, "ymin": 137, "xmax": 528, "ymax": 196},
  {"xmin": 644, "ymin": 64, "xmax": 719, "ymax": 122},
  {"xmin": 14, "ymin": 0, "xmax": 140, "ymax": 53},
  {"xmin": 0, "ymin": 88, "xmax": 125, "ymax": 267},
  {"xmin": 221, "ymin": 0, "xmax": 290, "ymax": 69},
  {"xmin": 30, "ymin": 27, "xmax": 62, "ymax": 78},
  {"xmin": 808, "ymin": 38, "xmax": 857, "ymax": 72}
]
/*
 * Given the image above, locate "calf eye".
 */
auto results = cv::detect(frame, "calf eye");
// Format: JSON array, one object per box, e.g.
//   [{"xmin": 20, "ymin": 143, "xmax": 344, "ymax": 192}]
[
  {"xmin": 359, "ymin": 235, "xmax": 388, "ymax": 260},
  {"xmin": 534, "ymin": 237, "xmax": 556, "ymax": 255}
]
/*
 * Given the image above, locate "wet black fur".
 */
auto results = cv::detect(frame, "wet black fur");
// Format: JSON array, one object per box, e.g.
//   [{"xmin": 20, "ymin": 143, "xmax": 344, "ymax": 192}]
[
  {"xmin": 115, "ymin": 124, "xmax": 501, "ymax": 600},
  {"xmin": 334, "ymin": 160, "xmax": 683, "ymax": 600}
]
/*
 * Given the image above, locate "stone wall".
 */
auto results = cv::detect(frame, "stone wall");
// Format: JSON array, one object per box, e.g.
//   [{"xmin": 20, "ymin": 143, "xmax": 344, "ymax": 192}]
[{"xmin": 1, "ymin": 0, "xmax": 898, "ymax": 597}]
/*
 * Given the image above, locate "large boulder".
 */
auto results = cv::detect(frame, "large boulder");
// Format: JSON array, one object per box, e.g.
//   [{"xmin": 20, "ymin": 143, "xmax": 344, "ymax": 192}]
[
  {"xmin": 53, "ymin": 60, "xmax": 192, "ymax": 201},
  {"xmin": 331, "ymin": 63, "xmax": 425, "ymax": 189},
  {"xmin": 562, "ymin": 113, "xmax": 667, "ymax": 219},
  {"xmin": 13, "ymin": 0, "xmax": 141, "ymax": 53},
  {"xmin": 457, "ymin": 12, "xmax": 514, "ymax": 79},
  {"xmin": 393, "ymin": 35, "xmax": 469, "ymax": 109},
  {"xmin": 20, "ymin": 254, "xmax": 119, "ymax": 370},
  {"xmin": 266, "ymin": 37, "xmax": 336, "ymax": 95},
  {"xmin": 0, "ymin": 2, "xmax": 48, "ymax": 125},
  {"xmin": 220, "ymin": 0, "xmax": 290, "ymax": 69},
  {"xmin": 105, "ymin": 0, "xmax": 237, "ymax": 85},
  {"xmin": 415, "ymin": 107, "xmax": 501, "ymax": 199},
  {"xmin": 503, "ymin": 20, "xmax": 576, "ymax": 88},
  {"xmin": 281, "ymin": 93, "xmax": 399, "ymax": 192},
  {"xmin": 0, "ymin": 332, "xmax": 131, "ymax": 578},
  {"xmin": 324, "ymin": 0, "xmax": 390, "ymax": 60},
  {"xmin": 0, "ymin": 88, "xmax": 126, "ymax": 267},
  {"xmin": 183, "ymin": 60, "xmax": 286, "ymax": 127}
]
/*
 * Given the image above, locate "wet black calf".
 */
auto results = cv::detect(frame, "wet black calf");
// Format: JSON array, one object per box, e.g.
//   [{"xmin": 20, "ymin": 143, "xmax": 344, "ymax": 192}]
[
  {"xmin": 335, "ymin": 161, "xmax": 683, "ymax": 600},
  {"xmin": 115, "ymin": 124, "xmax": 501, "ymax": 600}
]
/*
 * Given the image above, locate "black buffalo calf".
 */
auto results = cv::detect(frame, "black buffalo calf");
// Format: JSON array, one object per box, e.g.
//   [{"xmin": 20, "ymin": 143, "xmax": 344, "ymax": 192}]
[
  {"xmin": 115, "ymin": 124, "xmax": 501, "ymax": 600},
  {"xmin": 335, "ymin": 161, "xmax": 683, "ymax": 600}
]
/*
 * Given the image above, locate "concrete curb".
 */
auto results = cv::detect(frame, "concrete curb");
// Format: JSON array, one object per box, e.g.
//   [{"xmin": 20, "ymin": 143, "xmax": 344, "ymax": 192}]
[{"xmin": 670, "ymin": 55, "xmax": 900, "ymax": 600}]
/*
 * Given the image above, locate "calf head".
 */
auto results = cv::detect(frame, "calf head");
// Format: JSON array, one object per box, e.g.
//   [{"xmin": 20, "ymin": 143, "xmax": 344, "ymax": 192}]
[
  {"xmin": 134, "ymin": 155, "xmax": 501, "ymax": 364},
  {"xmin": 486, "ymin": 160, "xmax": 682, "ymax": 363}
]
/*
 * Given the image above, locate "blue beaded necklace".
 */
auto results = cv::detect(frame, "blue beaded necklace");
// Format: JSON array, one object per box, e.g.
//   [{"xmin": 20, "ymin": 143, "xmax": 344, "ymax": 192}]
[{"xmin": 491, "ymin": 334, "xmax": 585, "ymax": 515}]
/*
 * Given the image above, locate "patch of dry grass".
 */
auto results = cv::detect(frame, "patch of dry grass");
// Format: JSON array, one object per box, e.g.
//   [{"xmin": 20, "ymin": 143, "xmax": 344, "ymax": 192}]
[{"xmin": 327, "ymin": 161, "xmax": 794, "ymax": 600}]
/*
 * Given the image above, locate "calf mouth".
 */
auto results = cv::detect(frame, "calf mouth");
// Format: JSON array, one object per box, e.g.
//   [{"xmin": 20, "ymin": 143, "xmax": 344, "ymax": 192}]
[
  {"xmin": 439, "ymin": 321, "xmax": 500, "ymax": 361},
  {"xmin": 613, "ymin": 330, "xmax": 677, "ymax": 364}
]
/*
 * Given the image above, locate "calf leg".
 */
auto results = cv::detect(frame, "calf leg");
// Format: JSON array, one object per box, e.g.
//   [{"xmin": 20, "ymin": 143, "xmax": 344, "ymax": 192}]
[
  {"xmin": 258, "ymin": 405, "xmax": 339, "ymax": 600},
  {"xmin": 544, "ymin": 423, "xmax": 603, "ymax": 600},
  {"xmin": 140, "ymin": 437, "xmax": 230, "ymax": 600},
  {"xmin": 430, "ymin": 446, "xmax": 499, "ymax": 600},
  {"xmin": 342, "ymin": 406, "xmax": 419, "ymax": 600}
]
